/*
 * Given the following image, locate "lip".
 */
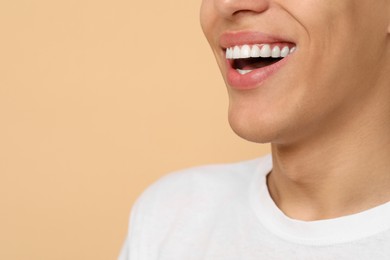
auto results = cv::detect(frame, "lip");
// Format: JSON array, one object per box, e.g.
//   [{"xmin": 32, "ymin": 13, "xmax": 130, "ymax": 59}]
[
  {"xmin": 226, "ymin": 55, "xmax": 292, "ymax": 90},
  {"xmin": 220, "ymin": 31, "xmax": 294, "ymax": 49},
  {"xmin": 220, "ymin": 31, "xmax": 295, "ymax": 90}
]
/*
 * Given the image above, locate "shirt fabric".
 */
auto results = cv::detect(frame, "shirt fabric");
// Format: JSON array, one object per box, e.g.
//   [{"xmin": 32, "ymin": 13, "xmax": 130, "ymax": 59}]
[{"xmin": 119, "ymin": 155, "xmax": 390, "ymax": 260}]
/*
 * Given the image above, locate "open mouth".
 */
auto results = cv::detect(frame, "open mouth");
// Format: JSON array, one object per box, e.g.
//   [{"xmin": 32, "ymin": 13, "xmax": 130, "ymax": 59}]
[{"xmin": 226, "ymin": 44, "xmax": 296, "ymax": 75}]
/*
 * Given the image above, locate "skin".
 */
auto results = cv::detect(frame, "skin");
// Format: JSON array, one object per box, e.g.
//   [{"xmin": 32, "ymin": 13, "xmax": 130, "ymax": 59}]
[{"xmin": 200, "ymin": 0, "xmax": 390, "ymax": 220}]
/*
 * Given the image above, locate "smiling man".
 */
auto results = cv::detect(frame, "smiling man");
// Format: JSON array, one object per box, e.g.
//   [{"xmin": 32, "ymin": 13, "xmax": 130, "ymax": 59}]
[{"xmin": 119, "ymin": 0, "xmax": 390, "ymax": 259}]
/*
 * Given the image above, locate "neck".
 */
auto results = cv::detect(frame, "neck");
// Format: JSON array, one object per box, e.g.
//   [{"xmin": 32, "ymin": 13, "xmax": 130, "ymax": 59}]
[{"xmin": 268, "ymin": 87, "xmax": 390, "ymax": 221}]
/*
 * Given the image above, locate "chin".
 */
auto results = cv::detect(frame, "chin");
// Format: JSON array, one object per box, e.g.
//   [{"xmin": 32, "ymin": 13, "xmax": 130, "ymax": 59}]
[{"xmin": 228, "ymin": 109, "xmax": 282, "ymax": 144}]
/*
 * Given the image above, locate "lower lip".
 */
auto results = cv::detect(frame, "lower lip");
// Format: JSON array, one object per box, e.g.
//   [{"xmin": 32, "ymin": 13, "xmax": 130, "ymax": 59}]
[{"xmin": 226, "ymin": 55, "xmax": 291, "ymax": 90}]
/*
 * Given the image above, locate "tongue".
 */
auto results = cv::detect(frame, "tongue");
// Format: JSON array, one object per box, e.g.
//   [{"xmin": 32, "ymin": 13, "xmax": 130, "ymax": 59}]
[{"xmin": 234, "ymin": 57, "xmax": 282, "ymax": 70}]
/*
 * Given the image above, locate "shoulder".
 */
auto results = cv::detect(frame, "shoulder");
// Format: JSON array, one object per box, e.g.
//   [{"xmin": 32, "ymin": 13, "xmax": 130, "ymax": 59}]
[
  {"xmin": 119, "ymin": 155, "xmax": 271, "ymax": 259},
  {"xmin": 147, "ymin": 156, "xmax": 266, "ymax": 195},
  {"xmin": 135, "ymin": 155, "xmax": 271, "ymax": 211}
]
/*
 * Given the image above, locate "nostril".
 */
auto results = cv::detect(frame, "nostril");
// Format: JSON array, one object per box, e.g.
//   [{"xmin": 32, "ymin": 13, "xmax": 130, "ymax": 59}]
[
  {"xmin": 216, "ymin": 0, "xmax": 270, "ymax": 18},
  {"xmin": 232, "ymin": 9, "xmax": 262, "ymax": 17}
]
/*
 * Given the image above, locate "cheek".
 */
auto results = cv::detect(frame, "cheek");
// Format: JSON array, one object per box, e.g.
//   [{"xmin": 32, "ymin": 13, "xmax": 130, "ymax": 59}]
[
  {"xmin": 282, "ymin": 2, "xmax": 360, "ymax": 98},
  {"xmin": 200, "ymin": 0, "xmax": 214, "ymax": 37},
  {"xmin": 200, "ymin": 0, "xmax": 225, "ymax": 69}
]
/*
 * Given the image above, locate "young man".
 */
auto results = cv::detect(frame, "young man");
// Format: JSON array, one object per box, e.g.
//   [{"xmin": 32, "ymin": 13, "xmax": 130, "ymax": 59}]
[{"xmin": 119, "ymin": 0, "xmax": 390, "ymax": 259}]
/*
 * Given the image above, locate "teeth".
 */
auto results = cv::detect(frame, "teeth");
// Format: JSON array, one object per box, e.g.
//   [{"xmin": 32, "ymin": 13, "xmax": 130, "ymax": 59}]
[
  {"xmin": 281, "ymin": 46, "xmax": 290, "ymax": 57},
  {"xmin": 250, "ymin": 45, "xmax": 261, "ymax": 58},
  {"xmin": 260, "ymin": 44, "xmax": 272, "ymax": 58},
  {"xmin": 226, "ymin": 44, "xmax": 295, "ymax": 60},
  {"xmin": 237, "ymin": 69, "xmax": 252, "ymax": 75},
  {"xmin": 233, "ymin": 46, "xmax": 241, "ymax": 59},
  {"xmin": 226, "ymin": 48, "xmax": 233, "ymax": 59},
  {"xmin": 271, "ymin": 46, "xmax": 281, "ymax": 58},
  {"xmin": 240, "ymin": 45, "xmax": 251, "ymax": 58}
]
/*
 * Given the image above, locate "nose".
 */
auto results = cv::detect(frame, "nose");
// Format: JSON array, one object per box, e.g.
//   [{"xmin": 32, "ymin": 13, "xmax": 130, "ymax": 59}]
[{"xmin": 214, "ymin": 0, "xmax": 270, "ymax": 19}]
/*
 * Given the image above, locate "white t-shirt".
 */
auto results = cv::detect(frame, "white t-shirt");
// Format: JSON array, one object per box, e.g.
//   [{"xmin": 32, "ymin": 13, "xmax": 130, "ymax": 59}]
[{"xmin": 119, "ymin": 155, "xmax": 390, "ymax": 259}]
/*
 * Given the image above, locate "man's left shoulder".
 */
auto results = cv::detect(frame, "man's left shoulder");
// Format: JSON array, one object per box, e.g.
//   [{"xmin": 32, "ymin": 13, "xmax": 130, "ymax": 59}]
[{"xmin": 156, "ymin": 157, "xmax": 263, "ymax": 195}]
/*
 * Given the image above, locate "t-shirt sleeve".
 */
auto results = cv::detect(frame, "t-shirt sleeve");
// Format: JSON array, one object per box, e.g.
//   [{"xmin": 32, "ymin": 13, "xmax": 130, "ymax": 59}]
[
  {"xmin": 117, "ymin": 172, "xmax": 180, "ymax": 260},
  {"xmin": 118, "ymin": 195, "xmax": 144, "ymax": 260},
  {"xmin": 117, "ymin": 165, "xmax": 230, "ymax": 260}
]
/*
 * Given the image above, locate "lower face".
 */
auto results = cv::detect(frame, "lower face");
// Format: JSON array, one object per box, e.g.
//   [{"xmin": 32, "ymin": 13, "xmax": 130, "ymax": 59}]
[{"xmin": 200, "ymin": 0, "xmax": 390, "ymax": 145}]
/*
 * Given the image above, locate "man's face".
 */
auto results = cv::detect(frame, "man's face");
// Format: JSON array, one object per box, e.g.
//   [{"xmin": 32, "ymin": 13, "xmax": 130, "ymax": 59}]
[{"xmin": 200, "ymin": 0, "xmax": 390, "ymax": 144}]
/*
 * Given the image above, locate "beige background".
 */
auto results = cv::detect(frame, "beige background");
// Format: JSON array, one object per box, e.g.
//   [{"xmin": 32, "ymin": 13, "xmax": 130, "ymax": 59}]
[{"xmin": 0, "ymin": 1, "xmax": 269, "ymax": 259}]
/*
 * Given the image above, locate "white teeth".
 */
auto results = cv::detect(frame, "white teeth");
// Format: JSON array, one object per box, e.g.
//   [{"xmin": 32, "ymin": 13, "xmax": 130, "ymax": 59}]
[
  {"xmin": 281, "ymin": 46, "xmax": 290, "ymax": 57},
  {"xmin": 233, "ymin": 46, "xmax": 241, "ymax": 59},
  {"xmin": 260, "ymin": 44, "xmax": 271, "ymax": 58},
  {"xmin": 250, "ymin": 45, "xmax": 261, "ymax": 58},
  {"xmin": 240, "ymin": 45, "xmax": 251, "ymax": 58},
  {"xmin": 271, "ymin": 46, "xmax": 281, "ymax": 58},
  {"xmin": 237, "ymin": 69, "xmax": 252, "ymax": 75},
  {"xmin": 225, "ymin": 44, "xmax": 296, "ymax": 59},
  {"xmin": 226, "ymin": 48, "xmax": 233, "ymax": 59}
]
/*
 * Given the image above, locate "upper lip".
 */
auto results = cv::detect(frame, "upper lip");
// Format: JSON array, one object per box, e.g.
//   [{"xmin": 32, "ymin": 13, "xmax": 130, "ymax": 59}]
[{"xmin": 219, "ymin": 31, "xmax": 295, "ymax": 49}]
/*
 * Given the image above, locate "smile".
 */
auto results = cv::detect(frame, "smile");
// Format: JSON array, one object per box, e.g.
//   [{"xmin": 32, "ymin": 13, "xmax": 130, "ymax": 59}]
[
  {"xmin": 226, "ymin": 44, "xmax": 296, "ymax": 75},
  {"xmin": 219, "ymin": 31, "xmax": 297, "ymax": 90}
]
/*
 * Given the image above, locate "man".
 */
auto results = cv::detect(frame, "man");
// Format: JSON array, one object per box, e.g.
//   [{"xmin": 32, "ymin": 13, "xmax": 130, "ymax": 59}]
[{"xmin": 120, "ymin": 0, "xmax": 390, "ymax": 259}]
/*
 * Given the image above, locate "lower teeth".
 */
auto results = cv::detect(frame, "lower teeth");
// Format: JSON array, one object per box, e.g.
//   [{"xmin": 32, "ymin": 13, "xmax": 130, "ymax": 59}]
[{"xmin": 237, "ymin": 69, "xmax": 252, "ymax": 75}]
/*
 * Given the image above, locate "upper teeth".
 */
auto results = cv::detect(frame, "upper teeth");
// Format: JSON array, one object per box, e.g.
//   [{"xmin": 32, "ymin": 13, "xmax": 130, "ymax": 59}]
[{"xmin": 226, "ymin": 44, "xmax": 295, "ymax": 59}]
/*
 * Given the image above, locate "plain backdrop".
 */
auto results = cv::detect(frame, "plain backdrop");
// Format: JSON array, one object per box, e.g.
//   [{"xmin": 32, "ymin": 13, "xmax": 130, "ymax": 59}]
[{"xmin": 0, "ymin": 0, "xmax": 269, "ymax": 259}]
